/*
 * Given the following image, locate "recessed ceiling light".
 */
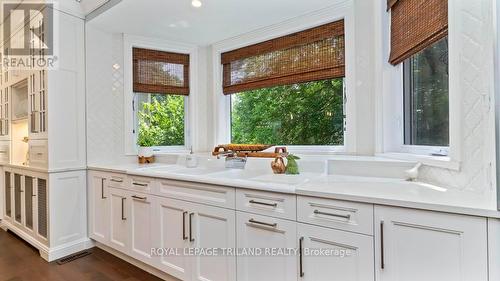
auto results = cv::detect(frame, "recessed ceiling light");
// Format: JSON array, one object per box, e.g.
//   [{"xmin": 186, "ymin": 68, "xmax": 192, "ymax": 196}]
[{"xmin": 191, "ymin": 0, "xmax": 202, "ymax": 8}]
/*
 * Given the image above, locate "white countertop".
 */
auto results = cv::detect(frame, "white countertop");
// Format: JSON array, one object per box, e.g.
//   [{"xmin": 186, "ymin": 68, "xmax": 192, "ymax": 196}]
[{"xmin": 87, "ymin": 162, "xmax": 500, "ymax": 218}]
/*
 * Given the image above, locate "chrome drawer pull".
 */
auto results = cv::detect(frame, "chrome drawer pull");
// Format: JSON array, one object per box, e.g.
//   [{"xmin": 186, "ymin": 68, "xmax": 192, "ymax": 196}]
[
  {"xmin": 189, "ymin": 213, "xmax": 195, "ymax": 242},
  {"xmin": 182, "ymin": 211, "xmax": 188, "ymax": 241},
  {"xmin": 248, "ymin": 218, "xmax": 277, "ymax": 228},
  {"xmin": 249, "ymin": 200, "xmax": 278, "ymax": 207},
  {"xmin": 121, "ymin": 197, "xmax": 126, "ymax": 220},
  {"xmin": 133, "ymin": 182, "xmax": 148, "ymax": 187},
  {"xmin": 110, "ymin": 179, "xmax": 123, "ymax": 183},
  {"xmin": 131, "ymin": 195, "xmax": 147, "ymax": 201},
  {"xmin": 314, "ymin": 209, "xmax": 351, "ymax": 220},
  {"xmin": 299, "ymin": 237, "xmax": 304, "ymax": 277}
]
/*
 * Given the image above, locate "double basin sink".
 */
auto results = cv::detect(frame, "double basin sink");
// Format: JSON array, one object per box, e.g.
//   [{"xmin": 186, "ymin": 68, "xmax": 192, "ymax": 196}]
[{"xmin": 134, "ymin": 164, "xmax": 311, "ymax": 186}]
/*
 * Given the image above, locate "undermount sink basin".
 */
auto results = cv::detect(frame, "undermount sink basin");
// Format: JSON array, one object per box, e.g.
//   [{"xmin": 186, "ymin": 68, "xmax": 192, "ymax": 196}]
[
  {"xmin": 135, "ymin": 165, "xmax": 180, "ymax": 173},
  {"xmin": 207, "ymin": 169, "xmax": 267, "ymax": 180},
  {"xmin": 250, "ymin": 174, "xmax": 310, "ymax": 185}
]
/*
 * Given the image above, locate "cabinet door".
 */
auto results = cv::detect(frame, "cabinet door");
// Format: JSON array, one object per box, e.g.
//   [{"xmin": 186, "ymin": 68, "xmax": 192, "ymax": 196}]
[
  {"xmin": 109, "ymin": 187, "xmax": 129, "ymax": 253},
  {"xmin": 129, "ymin": 191, "xmax": 155, "ymax": 264},
  {"xmin": 191, "ymin": 203, "xmax": 236, "ymax": 281},
  {"xmin": 298, "ymin": 223, "xmax": 374, "ymax": 281},
  {"xmin": 36, "ymin": 178, "xmax": 48, "ymax": 241},
  {"xmin": 13, "ymin": 173, "xmax": 22, "ymax": 225},
  {"xmin": 236, "ymin": 211, "xmax": 297, "ymax": 281},
  {"xmin": 23, "ymin": 176, "xmax": 34, "ymax": 233},
  {"xmin": 375, "ymin": 206, "xmax": 488, "ymax": 281},
  {"xmin": 4, "ymin": 171, "xmax": 12, "ymax": 221},
  {"xmin": 88, "ymin": 173, "xmax": 109, "ymax": 243},
  {"xmin": 28, "ymin": 70, "xmax": 47, "ymax": 139},
  {"xmin": 155, "ymin": 197, "xmax": 192, "ymax": 280}
]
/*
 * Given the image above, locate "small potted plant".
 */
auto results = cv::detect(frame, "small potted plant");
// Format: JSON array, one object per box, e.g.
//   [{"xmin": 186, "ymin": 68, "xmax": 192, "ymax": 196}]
[{"xmin": 137, "ymin": 121, "xmax": 158, "ymax": 158}]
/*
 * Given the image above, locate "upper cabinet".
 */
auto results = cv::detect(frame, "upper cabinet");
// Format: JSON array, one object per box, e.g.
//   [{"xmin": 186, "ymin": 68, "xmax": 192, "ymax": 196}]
[{"xmin": 0, "ymin": 8, "xmax": 85, "ymax": 171}]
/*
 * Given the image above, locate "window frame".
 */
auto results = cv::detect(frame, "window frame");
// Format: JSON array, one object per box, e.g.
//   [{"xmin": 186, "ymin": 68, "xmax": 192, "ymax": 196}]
[
  {"xmin": 124, "ymin": 35, "xmax": 198, "ymax": 155},
  {"xmin": 211, "ymin": 2, "xmax": 356, "ymax": 155},
  {"xmin": 377, "ymin": 0, "xmax": 461, "ymax": 170}
]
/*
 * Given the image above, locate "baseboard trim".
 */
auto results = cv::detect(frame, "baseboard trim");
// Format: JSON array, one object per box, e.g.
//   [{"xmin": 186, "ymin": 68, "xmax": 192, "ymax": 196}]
[
  {"xmin": 45, "ymin": 238, "xmax": 95, "ymax": 262},
  {"xmin": 1, "ymin": 220, "xmax": 94, "ymax": 262},
  {"xmin": 95, "ymin": 242, "xmax": 180, "ymax": 281},
  {"xmin": 1, "ymin": 220, "xmax": 50, "ymax": 258}
]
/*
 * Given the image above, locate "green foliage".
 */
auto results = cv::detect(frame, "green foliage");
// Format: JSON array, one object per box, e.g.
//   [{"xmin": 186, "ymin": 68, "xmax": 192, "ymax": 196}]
[
  {"xmin": 285, "ymin": 154, "xmax": 301, "ymax": 175},
  {"xmin": 408, "ymin": 38, "xmax": 449, "ymax": 146},
  {"xmin": 231, "ymin": 79, "xmax": 344, "ymax": 145},
  {"xmin": 137, "ymin": 95, "xmax": 185, "ymax": 147}
]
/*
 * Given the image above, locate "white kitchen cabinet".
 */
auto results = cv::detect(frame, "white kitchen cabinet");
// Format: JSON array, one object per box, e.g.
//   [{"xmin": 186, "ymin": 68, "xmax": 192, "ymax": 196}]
[
  {"xmin": 109, "ymin": 187, "xmax": 129, "ymax": 253},
  {"xmin": 190, "ymin": 202, "xmax": 236, "ymax": 281},
  {"xmin": 3, "ymin": 170, "xmax": 12, "ymax": 222},
  {"xmin": 88, "ymin": 172, "xmax": 109, "ymax": 244},
  {"xmin": 236, "ymin": 211, "xmax": 297, "ymax": 281},
  {"xmin": 129, "ymin": 191, "xmax": 156, "ymax": 264},
  {"xmin": 28, "ymin": 70, "xmax": 47, "ymax": 139},
  {"xmin": 155, "ymin": 197, "xmax": 193, "ymax": 280},
  {"xmin": 156, "ymin": 196, "xmax": 237, "ymax": 281},
  {"xmin": 375, "ymin": 206, "xmax": 488, "ymax": 281},
  {"xmin": 297, "ymin": 223, "xmax": 374, "ymax": 281},
  {"xmin": 0, "ymin": 87, "xmax": 9, "ymax": 139}
]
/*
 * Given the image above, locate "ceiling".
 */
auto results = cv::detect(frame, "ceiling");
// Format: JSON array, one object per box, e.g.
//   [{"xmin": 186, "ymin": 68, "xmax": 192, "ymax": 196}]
[{"xmin": 88, "ymin": 0, "xmax": 342, "ymax": 46}]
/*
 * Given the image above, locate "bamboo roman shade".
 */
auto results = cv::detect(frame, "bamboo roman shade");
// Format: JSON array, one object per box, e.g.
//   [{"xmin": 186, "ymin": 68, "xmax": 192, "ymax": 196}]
[
  {"xmin": 388, "ymin": 0, "xmax": 448, "ymax": 65},
  {"xmin": 221, "ymin": 20, "xmax": 345, "ymax": 95},
  {"xmin": 133, "ymin": 48, "xmax": 190, "ymax": 95}
]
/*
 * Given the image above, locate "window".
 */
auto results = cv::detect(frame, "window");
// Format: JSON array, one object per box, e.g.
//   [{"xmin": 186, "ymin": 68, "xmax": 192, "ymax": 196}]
[
  {"xmin": 231, "ymin": 79, "xmax": 344, "ymax": 145},
  {"xmin": 387, "ymin": 0, "xmax": 449, "ymax": 150},
  {"xmin": 132, "ymin": 48, "xmax": 189, "ymax": 148},
  {"xmin": 135, "ymin": 93, "xmax": 185, "ymax": 146},
  {"xmin": 222, "ymin": 20, "xmax": 346, "ymax": 146},
  {"xmin": 403, "ymin": 38, "xmax": 448, "ymax": 146}
]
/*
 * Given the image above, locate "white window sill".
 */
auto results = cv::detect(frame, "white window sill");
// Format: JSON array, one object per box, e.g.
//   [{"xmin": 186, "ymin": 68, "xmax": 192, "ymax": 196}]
[{"xmin": 377, "ymin": 152, "xmax": 461, "ymax": 171}]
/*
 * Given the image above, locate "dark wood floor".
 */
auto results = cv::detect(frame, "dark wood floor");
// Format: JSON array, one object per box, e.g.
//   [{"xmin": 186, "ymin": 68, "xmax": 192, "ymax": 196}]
[{"xmin": 0, "ymin": 229, "xmax": 162, "ymax": 281}]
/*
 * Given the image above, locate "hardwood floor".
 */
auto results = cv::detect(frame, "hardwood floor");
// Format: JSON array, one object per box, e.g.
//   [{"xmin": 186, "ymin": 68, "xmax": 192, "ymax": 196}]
[{"xmin": 0, "ymin": 229, "xmax": 162, "ymax": 281}]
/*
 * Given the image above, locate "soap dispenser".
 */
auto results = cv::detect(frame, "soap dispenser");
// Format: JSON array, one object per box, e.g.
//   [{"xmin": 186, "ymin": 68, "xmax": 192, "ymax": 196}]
[{"xmin": 186, "ymin": 147, "xmax": 198, "ymax": 168}]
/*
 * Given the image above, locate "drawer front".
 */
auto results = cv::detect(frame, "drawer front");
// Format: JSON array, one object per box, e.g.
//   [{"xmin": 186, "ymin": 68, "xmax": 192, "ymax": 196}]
[
  {"xmin": 297, "ymin": 196, "xmax": 373, "ymax": 235},
  {"xmin": 157, "ymin": 179, "xmax": 235, "ymax": 209},
  {"xmin": 236, "ymin": 189, "xmax": 296, "ymax": 220},
  {"xmin": 29, "ymin": 140, "xmax": 48, "ymax": 168},
  {"xmin": 0, "ymin": 142, "xmax": 9, "ymax": 164},
  {"xmin": 106, "ymin": 173, "xmax": 126, "ymax": 189},
  {"xmin": 128, "ymin": 175, "xmax": 156, "ymax": 193}
]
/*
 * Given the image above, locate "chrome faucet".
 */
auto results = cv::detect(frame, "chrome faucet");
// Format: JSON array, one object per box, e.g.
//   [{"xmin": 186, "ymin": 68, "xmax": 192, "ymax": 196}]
[{"xmin": 216, "ymin": 150, "xmax": 247, "ymax": 169}]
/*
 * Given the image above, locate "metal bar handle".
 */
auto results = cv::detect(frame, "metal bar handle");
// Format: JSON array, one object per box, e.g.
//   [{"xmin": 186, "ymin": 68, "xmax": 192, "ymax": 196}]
[
  {"xmin": 249, "ymin": 200, "xmax": 278, "ymax": 207},
  {"xmin": 101, "ymin": 178, "xmax": 107, "ymax": 199},
  {"xmin": 248, "ymin": 218, "xmax": 278, "ymax": 228},
  {"xmin": 182, "ymin": 211, "xmax": 188, "ymax": 240},
  {"xmin": 133, "ymin": 182, "xmax": 148, "ymax": 187},
  {"xmin": 110, "ymin": 178, "xmax": 123, "ymax": 183},
  {"xmin": 131, "ymin": 195, "xmax": 147, "ymax": 201},
  {"xmin": 121, "ymin": 197, "xmax": 126, "ymax": 220},
  {"xmin": 189, "ymin": 213, "xmax": 195, "ymax": 242},
  {"xmin": 314, "ymin": 209, "xmax": 351, "ymax": 220},
  {"xmin": 299, "ymin": 237, "xmax": 304, "ymax": 277},
  {"xmin": 380, "ymin": 221, "xmax": 385, "ymax": 269}
]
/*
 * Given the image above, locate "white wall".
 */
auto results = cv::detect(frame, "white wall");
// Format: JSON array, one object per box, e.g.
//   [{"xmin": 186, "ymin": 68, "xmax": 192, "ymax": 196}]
[
  {"xmin": 86, "ymin": 26, "xmax": 127, "ymax": 164},
  {"xmin": 85, "ymin": 25, "xmax": 212, "ymax": 164},
  {"xmin": 407, "ymin": 0, "xmax": 495, "ymax": 193}
]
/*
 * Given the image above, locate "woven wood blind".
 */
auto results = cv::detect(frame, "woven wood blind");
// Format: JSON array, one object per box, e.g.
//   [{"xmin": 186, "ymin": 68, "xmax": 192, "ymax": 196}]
[
  {"xmin": 221, "ymin": 20, "xmax": 345, "ymax": 95},
  {"xmin": 133, "ymin": 48, "xmax": 190, "ymax": 95},
  {"xmin": 388, "ymin": 0, "xmax": 448, "ymax": 65}
]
